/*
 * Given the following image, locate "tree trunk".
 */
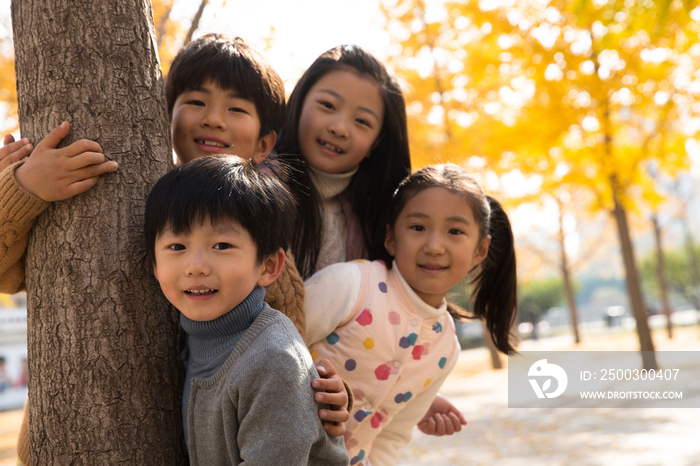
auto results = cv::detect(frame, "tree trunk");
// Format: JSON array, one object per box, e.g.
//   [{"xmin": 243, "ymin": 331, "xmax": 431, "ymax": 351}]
[
  {"xmin": 481, "ymin": 321, "xmax": 502, "ymax": 369},
  {"xmin": 184, "ymin": 0, "xmax": 209, "ymax": 45},
  {"xmin": 652, "ymin": 215, "xmax": 673, "ymax": 339},
  {"xmin": 11, "ymin": 0, "xmax": 186, "ymax": 464},
  {"xmin": 557, "ymin": 199, "xmax": 580, "ymax": 344},
  {"xmin": 611, "ymin": 189, "xmax": 658, "ymax": 370}
]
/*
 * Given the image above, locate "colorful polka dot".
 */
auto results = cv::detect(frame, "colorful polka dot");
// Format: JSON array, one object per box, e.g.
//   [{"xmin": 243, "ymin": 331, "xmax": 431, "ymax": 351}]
[
  {"xmin": 345, "ymin": 359, "xmax": 357, "ymax": 371},
  {"xmin": 394, "ymin": 391, "xmax": 413, "ymax": 403},
  {"xmin": 439, "ymin": 357, "xmax": 447, "ymax": 369},
  {"xmin": 388, "ymin": 311, "xmax": 401, "ymax": 325},
  {"xmin": 377, "ymin": 260, "xmax": 386, "ymax": 267},
  {"xmin": 356, "ymin": 259, "xmax": 367, "ymax": 263},
  {"xmin": 354, "ymin": 410, "xmax": 370, "ymax": 422},
  {"xmin": 378, "ymin": 282, "xmax": 387, "ymax": 293},
  {"xmin": 375, "ymin": 364, "xmax": 391, "ymax": 380},
  {"xmin": 400, "ymin": 333, "xmax": 418, "ymax": 348},
  {"xmin": 371, "ymin": 412, "xmax": 384, "ymax": 428},
  {"xmin": 424, "ymin": 379, "xmax": 432, "ymax": 387},
  {"xmin": 310, "ymin": 350, "xmax": 318, "ymax": 360},
  {"xmin": 353, "ymin": 388, "xmax": 365, "ymax": 402},
  {"xmin": 433, "ymin": 322, "xmax": 443, "ymax": 333},
  {"xmin": 412, "ymin": 345, "xmax": 424, "ymax": 360},
  {"xmin": 408, "ymin": 333, "xmax": 418, "ymax": 345},
  {"xmin": 326, "ymin": 333, "xmax": 339, "ymax": 345},
  {"xmin": 350, "ymin": 449, "xmax": 365, "ymax": 465},
  {"xmin": 356, "ymin": 309, "xmax": 373, "ymax": 326},
  {"xmin": 363, "ymin": 338, "xmax": 375, "ymax": 350}
]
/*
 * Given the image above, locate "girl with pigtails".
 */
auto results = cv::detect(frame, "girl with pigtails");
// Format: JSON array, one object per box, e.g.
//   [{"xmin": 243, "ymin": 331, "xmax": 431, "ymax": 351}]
[{"xmin": 303, "ymin": 164, "xmax": 518, "ymax": 466}]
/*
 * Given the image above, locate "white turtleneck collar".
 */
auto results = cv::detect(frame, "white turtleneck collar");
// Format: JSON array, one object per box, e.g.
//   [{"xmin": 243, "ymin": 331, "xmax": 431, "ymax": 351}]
[{"xmin": 308, "ymin": 164, "xmax": 359, "ymax": 200}]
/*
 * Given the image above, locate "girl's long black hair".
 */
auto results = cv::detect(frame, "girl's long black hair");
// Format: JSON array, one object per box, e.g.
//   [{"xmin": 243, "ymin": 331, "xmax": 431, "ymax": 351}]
[
  {"xmin": 276, "ymin": 45, "xmax": 411, "ymax": 279},
  {"xmin": 385, "ymin": 164, "xmax": 518, "ymax": 354}
]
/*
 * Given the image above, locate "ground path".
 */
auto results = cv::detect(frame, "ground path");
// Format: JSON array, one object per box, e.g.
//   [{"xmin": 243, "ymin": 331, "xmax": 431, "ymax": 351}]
[{"xmin": 2, "ymin": 326, "xmax": 699, "ymax": 465}]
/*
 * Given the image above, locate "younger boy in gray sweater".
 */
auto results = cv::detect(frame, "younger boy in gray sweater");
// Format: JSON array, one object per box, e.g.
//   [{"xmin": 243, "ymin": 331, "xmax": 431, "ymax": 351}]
[{"xmin": 144, "ymin": 155, "xmax": 349, "ymax": 465}]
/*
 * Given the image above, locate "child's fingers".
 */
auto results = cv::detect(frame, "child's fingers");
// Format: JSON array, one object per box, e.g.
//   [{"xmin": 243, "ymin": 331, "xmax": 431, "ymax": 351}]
[
  {"xmin": 0, "ymin": 138, "xmax": 32, "ymax": 161},
  {"xmin": 319, "ymin": 408, "xmax": 350, "ymax": 424},
  {"xmin": 418, "ymin": 417, "xmax": 437, "ymax": 435},
  {"xmin": 451, "ymin": 410, "xmax": 467, "ymax": 426},
  {"xmin": 3, "ymin": 133, "xmax": 15, "ymax": 146},
  {"xmin": 63, "ymin": 177, "xmax": 101, "ymax": 199},
  {"xmin": 323, "ymin": 421, "xmax": 346, "ymax": 437},
  {"xmin": 311, "ymin": 376, "xmax": 343, "ymax": 393},
  {"xmin": 0, "ymin": 149, "xmax": 30, "ymax": 173},
  {"xmin": 315, "ymin": 358, "xmax": 339, "ymax": 377},
  {"xmin": 35, "ymin": 121, "xmax": 71, "ymax": 151},
  {"xmin": 314, "ymin": 390, "xmax": 347, "ymax": 407}
]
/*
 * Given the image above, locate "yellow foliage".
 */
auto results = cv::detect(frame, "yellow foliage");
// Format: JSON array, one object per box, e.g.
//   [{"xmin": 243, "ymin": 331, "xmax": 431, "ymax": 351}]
[{"xmin": 383, "ymin": 0, "xmax": 697, "ymax": 219}]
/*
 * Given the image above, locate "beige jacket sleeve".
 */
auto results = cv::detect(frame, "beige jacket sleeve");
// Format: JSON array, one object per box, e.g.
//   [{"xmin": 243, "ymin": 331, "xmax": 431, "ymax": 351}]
[{"xmin": 0, "ymin": 160, "xmax": 50, "ymax": 294}]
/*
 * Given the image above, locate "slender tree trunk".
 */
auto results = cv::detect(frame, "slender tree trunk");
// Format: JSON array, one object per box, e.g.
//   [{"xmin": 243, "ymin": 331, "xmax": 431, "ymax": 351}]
[
  {"xmin": 185, "ymin": 0, "xmax": 209, "ymax": 45},
  {"xmin": 557, "ymin": 199, "xmax": 580, "ymax": 344},
  {"xmin": 611, "ymin": 190, "xmax": 658, "ymax": 369},
  {"xmin": 11, "ymin": 0, "xmax": 186, "ymax": 463},
  {"xmin": 652, "ymin": 215, "xmax": 673, "ymax": 339},
  {"xmin": 481, "ymin": 321, "xmax": 502, "ymax": 369}
]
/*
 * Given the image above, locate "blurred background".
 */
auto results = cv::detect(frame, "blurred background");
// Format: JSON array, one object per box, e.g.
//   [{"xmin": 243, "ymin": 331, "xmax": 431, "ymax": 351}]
[{"xmin": 1, "ymin": 0, "xmax": 700, "ymax": 464}]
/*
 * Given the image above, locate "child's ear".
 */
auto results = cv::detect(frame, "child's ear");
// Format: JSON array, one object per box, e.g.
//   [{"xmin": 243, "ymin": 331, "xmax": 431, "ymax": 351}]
[
  {"xmin": 152, "ymin": 263, "xmax": 159, "ymax": 281},
  {"xmin": 472, "ymin": 235, "xmax": 492, "ymax": 267},
  {"xmin": 252, "ymin": 130, "xmax": 277, "ymax": 165},
  {"xmin": 257, "ymin": 247, "xmax": 286, "ymax": 287},
  {"xmin": 384, "ymin": 225, "xmax": 396, "ymax": 257}
]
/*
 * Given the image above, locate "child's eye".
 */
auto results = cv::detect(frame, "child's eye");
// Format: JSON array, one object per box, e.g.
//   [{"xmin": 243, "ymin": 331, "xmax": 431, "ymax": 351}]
[
  {"xmin": 409, "ymin": 225, "xmax": 425, "ymax": 232},
  {"xmin": 229, "ymin": 107, "xmax": 249, "ymax": 114},
  {"xmin": 187, "ymin": 100, "xmax": 205, "ymax": 107},
  {"xmin": 448, "ymin": 228, "xmax": 465, "ymax": 235},
  {"xmin": 319, "ymin": 101, "xmax": 335, "ymax": 111},
  {"xmin": 167, "ymin": 243, "xmax": 186, "ymax": 251},
  {"xmin": 213, "ymin": 243, "xmax": 233, "ymax": 250},
  {"xmin": 356, "ymin": 118, "xmax": 371, "ymax": 128}
]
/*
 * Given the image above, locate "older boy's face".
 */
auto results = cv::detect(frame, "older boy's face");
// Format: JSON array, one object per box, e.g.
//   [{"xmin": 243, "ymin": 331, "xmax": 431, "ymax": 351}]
[
  {"xmin": 171, "ymin": 81, "xmax": 275, "ymax": 166},
  {"xmin": 153, "ymin": 218, "xmax": 266, "ymax": 321}
]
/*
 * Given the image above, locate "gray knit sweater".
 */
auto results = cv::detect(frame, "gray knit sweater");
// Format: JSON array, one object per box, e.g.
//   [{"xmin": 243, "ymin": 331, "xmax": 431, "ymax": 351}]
[{"xmin": 182, "ymin": 291, "xmax": 349, "ymax": 465}]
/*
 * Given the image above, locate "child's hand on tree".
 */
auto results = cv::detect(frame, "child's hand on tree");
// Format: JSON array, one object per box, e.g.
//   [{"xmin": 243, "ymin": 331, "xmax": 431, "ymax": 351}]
[
  {"xmin": 417, "ymin": 393, "xmax": 467, "ymax": 436},
  {"xmin": 0, "ymin": 134, "xmax": 34, "ymax": 173},
  {"xmin": 312, "ymin": 358, "xmax": 351, "ymax": 436},
  {"xmin": 14, "ymin": 121, "xmax": 118, "ymax": 201}
]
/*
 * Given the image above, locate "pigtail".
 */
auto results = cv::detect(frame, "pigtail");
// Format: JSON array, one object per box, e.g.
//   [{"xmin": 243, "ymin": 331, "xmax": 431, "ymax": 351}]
[{"xmin": 470, "ymin": 196, "xmax": 518, "ymax": 354}]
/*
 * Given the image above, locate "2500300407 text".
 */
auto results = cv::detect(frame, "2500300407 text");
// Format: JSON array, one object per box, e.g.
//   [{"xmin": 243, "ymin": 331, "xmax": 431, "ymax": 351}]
[{"xmin": 583, "ymin": 369, "xmax": 680, "ymax": 381}]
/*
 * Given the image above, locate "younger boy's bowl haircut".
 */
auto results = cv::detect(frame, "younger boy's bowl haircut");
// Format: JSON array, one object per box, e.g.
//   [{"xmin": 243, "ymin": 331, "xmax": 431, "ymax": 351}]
[
  {"xmin": 144, "ymin": 155, "xmax": 296, "ymax": 264},
  {"xmin": 165, "ymin": 33, "xmax": 286, "ymax": 139}
]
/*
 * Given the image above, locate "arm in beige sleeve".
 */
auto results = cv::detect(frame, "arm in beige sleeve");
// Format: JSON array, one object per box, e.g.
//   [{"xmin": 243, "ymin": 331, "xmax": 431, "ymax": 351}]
[
  {"xmin": 304, "ymin": 261, "xmax": 362, "ymax": 346},
  {"xmin": 0, "ymin": 160, "xmax": 50, "ymax": 294}
]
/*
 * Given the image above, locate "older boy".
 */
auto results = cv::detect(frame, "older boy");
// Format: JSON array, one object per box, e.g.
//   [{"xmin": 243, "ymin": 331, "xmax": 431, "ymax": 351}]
[
  {"xmin": 144, "ymin": 155, "xmax": 348, "ymax": 465},
  {"xmin": 2, "ymin": 34, "xmax": 348, "ymax": 465}
]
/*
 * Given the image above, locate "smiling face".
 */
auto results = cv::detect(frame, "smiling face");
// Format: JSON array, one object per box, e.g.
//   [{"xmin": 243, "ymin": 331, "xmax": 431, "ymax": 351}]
[
  {"xmin": 297, "ymin": 69, "xmax": 384, "ymax": 174},
  {"xmin": 170, "ymin": 80, "xmax": 276, "ymax": 166},
  {"xmin": 153, "ymin": 218, "xmax": 269, "ymax": 322},
  {"xmin": 384, "ymin": 187, "xmax": 491, "ymax": 308}
]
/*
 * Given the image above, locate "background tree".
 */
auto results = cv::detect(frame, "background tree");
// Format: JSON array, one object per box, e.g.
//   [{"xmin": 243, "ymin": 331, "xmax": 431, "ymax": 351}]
[
  {"xmin": 11, "ymin": 0, "xmax": 186, "ymax": 463},
  {"xmin": 383, "ymin": 0, "xmax": 700, "ymax": 368}
]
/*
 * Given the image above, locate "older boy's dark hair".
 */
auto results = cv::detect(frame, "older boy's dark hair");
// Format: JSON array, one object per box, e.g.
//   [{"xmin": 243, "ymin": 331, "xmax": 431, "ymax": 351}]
[
  {"xmin": 165, "ymin": 33, "xmax": 286, "ymax": 138},
  {"xmin": 144, "ymin": 155, "xmax": 296, "ymax": 264}
]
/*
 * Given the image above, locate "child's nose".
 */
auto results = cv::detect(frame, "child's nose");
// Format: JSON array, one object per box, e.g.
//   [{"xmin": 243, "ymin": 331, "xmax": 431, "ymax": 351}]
[
  {"xmin": 423, "ymin": 233, "xmax": 446, "ymax": 255},
  {"xmin": 201, "ymin": 107, "xmax": 226, "ymax": 130},
  {"xmin": 328, "ymin": 116, "xmax": 348, "ymax": 139},
  {"xmin": 185, "ymin": 252, "xmax": 211, "ymax": 276}
]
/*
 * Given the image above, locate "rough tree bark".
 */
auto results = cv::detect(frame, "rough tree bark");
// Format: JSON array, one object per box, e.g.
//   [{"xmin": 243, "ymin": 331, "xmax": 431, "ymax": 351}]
[{"xmin": 11, "ymin": 0, "xmax": 186, "ymax": 464}]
